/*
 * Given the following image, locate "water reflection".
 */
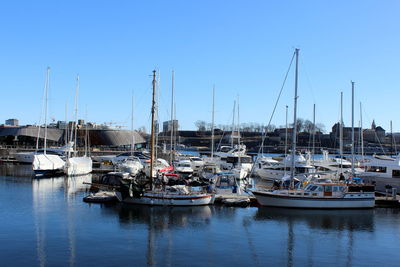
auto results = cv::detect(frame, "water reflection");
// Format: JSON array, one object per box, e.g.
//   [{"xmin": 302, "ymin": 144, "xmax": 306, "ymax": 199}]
[
  {"xmin": 255, "ymin": 207, "xmax": 375, "ymax": 231},
  {"xmin": 0, "ymin": 163, "xmax": 33, "ymax": 177},
  {"xmin": 32, "ymin": 174, "xmax": 92, "ymax": 267},
  {"xmin": 107, "ymin": 204, "xmax": 212, "ymax": 230},
  {"xmin": 255, "ymin": 208, "xmax": 375, "ymax": 267}
]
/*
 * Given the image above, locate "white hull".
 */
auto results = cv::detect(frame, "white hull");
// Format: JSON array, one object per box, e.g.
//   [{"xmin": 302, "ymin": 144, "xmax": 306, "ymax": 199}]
[
  {"xmin": 65, "ymin": 156, "xmax": 92, "ymax": 176},
  {"xmin": 252, "ymin": 191, "xmax": 375, "ymax": 209},
  {"xmin": 33, "ymin": 154, "xmax": 65, "ymax": 176},
  {"xmin": 122, "ymin": 191, "xmax": 214, "ymax": 206}
]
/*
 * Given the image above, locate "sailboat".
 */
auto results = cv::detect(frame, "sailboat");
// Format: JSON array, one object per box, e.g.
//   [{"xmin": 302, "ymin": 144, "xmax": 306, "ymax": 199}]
[
  {"xmin": 117, "ymin": 70, "xmax": 214, "ymax": 206},
  {"xmin": 33, "ymin": 67, "xmax": 66, "ymax": 177},
  {"xmin": 64, "ymin": 75, "xmax": 93, "ymax": 176},
  {"xmin": 251, "ymin": 49, "xmax": 375, "ymax": 209}
]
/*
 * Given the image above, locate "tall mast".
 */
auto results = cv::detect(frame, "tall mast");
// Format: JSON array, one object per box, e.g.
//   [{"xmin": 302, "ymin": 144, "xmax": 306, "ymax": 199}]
[
  {"xmin": 65, "ymin": 102, "xmax": 69, "ymax": 147},
  {"xmin": 150, "ymin": 70, "xmax": 157, "ymax": 183},
  {"xmin": 360, "ymin": 102, "xmax": 364, "ymax": 160},
  {"xmin": 231, "ymin": 101, "xmax": 236, "ymax": 148},
  {"xmin": 155, "ymin": 71, "xmax": 160, "ymax": 160},
  {"xmin": 170, "ymin": 71, "xmax": 174, "ymax": 164},
  {"xmin": 211, "ymin": 85, "xmax": 215, "ymax": 159},
  {"xmin": 339, "ymin": 91, "xmax": 343, "ymax": 171},
  {"xmin": 43, "ymin": 67, "xmax": 50, "ymax": 154},
  {"xmin": 131, "ymin": 92, "xmax": 135, "ymax": 156},
  {"xmin": 237, "ymin": 95, "xmax": 241, "ymax": 167},
  {"xmin": 237, "ymin": 96, "xmax": 240, "ymax": 147},
  {"xmin": 73, "ymin": 75, "xmax": 79, "ymax": 156},
  {"xmin": 284, "ymin": 105, "xmax": 288, "ymax": 175},
  {"xmin": 351, "ymin": 81, "xmax": 355, "ymax": 177},
  {"xmin": 312, "ymin": 103, "xmax": 316, "ymax": 164},
  {"xmin": 290, "ymin": 48, "xmax": 299, "ymax": 184}
]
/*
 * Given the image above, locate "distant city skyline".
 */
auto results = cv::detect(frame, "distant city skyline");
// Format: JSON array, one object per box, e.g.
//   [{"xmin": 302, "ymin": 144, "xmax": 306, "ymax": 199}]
[{"xmin": 1, "ymin": 1, "xmax": 399, "ymax": 132}]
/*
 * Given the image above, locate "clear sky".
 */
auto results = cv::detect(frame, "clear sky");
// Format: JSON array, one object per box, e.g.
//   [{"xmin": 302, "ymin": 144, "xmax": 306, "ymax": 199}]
[{"xmin": 1, "ymin": 0, "xmax": 399, "ymax": 132}]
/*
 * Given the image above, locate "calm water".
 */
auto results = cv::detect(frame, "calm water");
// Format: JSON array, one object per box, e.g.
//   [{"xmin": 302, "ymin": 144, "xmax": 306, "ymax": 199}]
[{"xmin": 1, "ymin": 164, "xmax": 400, "ymax": 266}]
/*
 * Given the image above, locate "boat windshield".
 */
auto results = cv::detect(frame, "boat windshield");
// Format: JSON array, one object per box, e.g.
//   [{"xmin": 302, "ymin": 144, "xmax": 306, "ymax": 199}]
[{"xmin": 305, "ymin": 184, "xmax": 319, "ymax": 191}]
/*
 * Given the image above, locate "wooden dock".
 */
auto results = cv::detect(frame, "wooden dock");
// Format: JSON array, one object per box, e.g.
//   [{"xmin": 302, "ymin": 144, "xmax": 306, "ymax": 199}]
[{"xmin": 375, "ymin": 196, "xmax": 400, "ymax": 208}]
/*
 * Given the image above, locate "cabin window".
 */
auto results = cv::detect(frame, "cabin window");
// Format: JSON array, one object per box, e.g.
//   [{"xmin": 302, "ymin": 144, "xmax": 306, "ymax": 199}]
[
  {"xmin": 309, "ymin": 185, "xmax": 318, "ymax": 191},
  {"xmin": 324, "ymin": 185, "xmax": 332, "ymax": 192},
  {"xmin": 392, "ymin": 170, "xmax": 400, "ymax": 178},
  {"xmin": 333, "ymin": 186, "xmax": 339, "ymax": 192},
  {"xmin": 366, "ymin": 166, "xmax": 387, "ymax": 173},
  {"xmin": 317, "ymin": 186, "xmax": 323, "ymax": 192}
]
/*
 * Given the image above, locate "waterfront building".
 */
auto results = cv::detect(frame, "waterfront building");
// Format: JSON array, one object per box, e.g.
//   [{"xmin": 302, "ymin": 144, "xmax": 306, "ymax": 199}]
[{"xmin": 5, "ymin": 119, "xmax": 19, "ymax": 126}]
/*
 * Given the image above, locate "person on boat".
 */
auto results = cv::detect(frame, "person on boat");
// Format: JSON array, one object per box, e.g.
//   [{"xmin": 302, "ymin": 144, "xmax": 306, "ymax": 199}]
[{"xmin": 339, "ymin": 173, "xmax": 345, "ymax": 182}]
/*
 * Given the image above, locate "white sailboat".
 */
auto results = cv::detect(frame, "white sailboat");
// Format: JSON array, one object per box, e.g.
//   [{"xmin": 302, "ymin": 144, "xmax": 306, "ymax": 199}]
[
  {"xmin": 118, "ymin": 70, "xmax": 214, "ymax": 206},
  {"xmin": 64, "ymin": 75, "xmax": 92, "ymax": 176},
  {"xmin": 251, "ymin": 49, "xmax": 375, "ymax": 209},
  {"xmin": 33, "ymin": 67, "xmax": 66, "ymax": 177}
]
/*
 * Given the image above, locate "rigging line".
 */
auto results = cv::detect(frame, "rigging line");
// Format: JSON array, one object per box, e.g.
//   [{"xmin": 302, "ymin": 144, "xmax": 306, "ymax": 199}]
[
  {"xmin": 259, "ymin": 51, "xmax": 296, "ymax": 154},
  {"xmin": 248, "ymin": 51, "xmax": 295, "ymax": 178}
]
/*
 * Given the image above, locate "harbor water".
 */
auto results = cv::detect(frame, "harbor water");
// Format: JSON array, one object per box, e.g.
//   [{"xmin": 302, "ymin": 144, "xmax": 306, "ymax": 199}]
[{"xmin": 1, "ymin": 164, "xmax": 400, "ymax": 266}]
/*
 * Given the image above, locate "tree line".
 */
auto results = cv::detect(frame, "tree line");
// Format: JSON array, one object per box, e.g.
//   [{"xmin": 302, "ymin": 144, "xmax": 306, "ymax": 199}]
[{"xmin": 195, "ymin": 118, "xmax": 325, "ymax": 133}]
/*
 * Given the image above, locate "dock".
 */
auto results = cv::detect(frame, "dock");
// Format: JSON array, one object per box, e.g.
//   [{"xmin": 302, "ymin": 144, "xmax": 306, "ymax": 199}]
[{"xmin": 375, "ymin": 196, "xmax": 400, "ymax": 208}]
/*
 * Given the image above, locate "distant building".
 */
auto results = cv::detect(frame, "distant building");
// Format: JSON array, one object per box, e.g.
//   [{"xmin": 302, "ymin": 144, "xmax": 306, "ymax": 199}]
[
  {"xmin": 5, "ymin": 119, "xmax": 19, "ymax": 126},
  {"xmin": 57, "ymin": 121, "xmax": 67, "ymax": 129},
  {"xmin": 364, "ymin": 120, "xmax": 385, "ymax": 142},
  {"xmin": 163, "ymin": 120, "xmax": 179, "ymax": 132}
]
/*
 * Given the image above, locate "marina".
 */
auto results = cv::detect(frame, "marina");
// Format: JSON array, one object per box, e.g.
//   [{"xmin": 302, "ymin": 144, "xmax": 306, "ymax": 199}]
[
  {"xmin": 1, "ymin": 165, "xmax": 400, "ymax": 266},
  {"xmin": 1, "ymin": 1, "xmax": 400, "ymax": 266}
]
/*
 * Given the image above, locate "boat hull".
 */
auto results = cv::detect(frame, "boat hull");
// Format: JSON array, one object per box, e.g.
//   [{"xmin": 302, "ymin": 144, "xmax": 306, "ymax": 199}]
[
  {"xmin": 65, "ymin": 156, "xmax": 93, "ymax": 176},
  {"xmin": 122, "ymin": 192, "xmax": 214, "ymax": 206},
  {"xmin": 33, "ymin": 154, "xmax": 65, "ymax": 177},
  {"xmin": 252, "ymin": 191, "xmax": 375, "ymax": 209}
]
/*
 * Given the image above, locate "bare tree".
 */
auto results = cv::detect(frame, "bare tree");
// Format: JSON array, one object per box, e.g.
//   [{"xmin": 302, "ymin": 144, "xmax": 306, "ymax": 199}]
[{"xmin": 195, "ymin": 120, "xmax": 206, "ymax": 131}]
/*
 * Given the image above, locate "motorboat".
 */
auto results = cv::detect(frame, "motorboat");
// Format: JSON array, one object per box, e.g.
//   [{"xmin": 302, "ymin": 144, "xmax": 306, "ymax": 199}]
[
  {"xmin": 252, "ymin": 181, "xmax": 375, "ymax": 208},
  {"xmin": 174, "ymin": 160, "xmax": 194, "ymax": 177},
  {"xmin": 189, "ymin": 157, "xmax": 204, "ymax": 173},
  {"xmin": 117, "ymin": 156, "xmax": 144, "ymax": 176},
  {"xmin": 255, "ymin": 152, "xmax": 316, "ymax": 181},
  {"xmin": 358, "ymin": 154, "xmax": 400, "ymax": 191}
]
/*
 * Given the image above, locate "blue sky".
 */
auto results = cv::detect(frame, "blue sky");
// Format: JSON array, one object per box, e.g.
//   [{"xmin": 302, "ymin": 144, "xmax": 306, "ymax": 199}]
[{"xmin": 1, "ymin": 0, "xmax": 399, "ymax": 132}]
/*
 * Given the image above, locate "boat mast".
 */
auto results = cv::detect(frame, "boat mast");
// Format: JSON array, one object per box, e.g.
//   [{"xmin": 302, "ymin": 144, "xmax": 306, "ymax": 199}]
[
  {"xmin": 65, "ymin": 102, "xmax": 68, "ymax": 146},
  {"xmin": 43, "ymin": 67, "xmax": 50, "ymax": 155},
  {"xmin": 211, "ymin": 85, "xmax": 215, "ymax": 159},
  {"xmin": 73, "ymin": 75, "xmax": 79, "ymax": 157},
  {"xmin": 360, "ymin": 102, "xmax": 364, "ymax": 160},
  {"xmin": 150, "ymin": 70, "xmax": 157, "ymax": 184},
  {"xmin": 351, "ymin": 81, "xmax": 355, "ymax": 177},
  {"xmin": 312, "ymin": 103, "xmax": 316, "ymax": 164},
  {"xmin": 237, "ymin": 95, "xmax": 241, "ymax": 166},
  {"xmin": 340, "ymin": 91, "xmax": 343, "ymax": 172},
  {"xmin": 170, "ymin": 71, "xmax": 174, "ymax": 164},
  {"xmin": 284, "ymin": 105, "xmax": 288, "ymax": 176},
  {"xmin": 131, "ymin": 93, "xmax": 135, "ymax": 156},
  {"xmin": 231, "ymin": 101, "xmax": 236, "ymax": 148},
  {"xmin": 290, "ymin": 48, "xmax": 299, "ymax": 186}
]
